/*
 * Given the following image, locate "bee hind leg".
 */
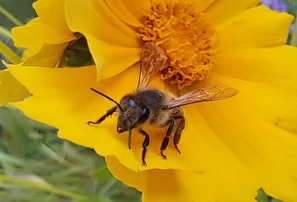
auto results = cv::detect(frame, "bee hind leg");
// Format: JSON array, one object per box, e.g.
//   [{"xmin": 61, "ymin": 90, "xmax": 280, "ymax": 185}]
[
  {"xmin": 160, "ymin": 119, "xmax": 175, "ymax": 160},
  {"xmin": 173, "ymin": 117, "xmax": 185, "ymax": 154},
  {"xmin": 139, "ymin": 129, "xmax": 150, "ymax": 166},
  {"xmin": 87, "ymin": 106, "xmax": 117, "ymax": 125}
]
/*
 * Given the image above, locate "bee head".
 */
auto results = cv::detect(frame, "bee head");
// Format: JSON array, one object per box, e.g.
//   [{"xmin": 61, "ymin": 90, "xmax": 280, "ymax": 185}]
[
  {"xmin": 117, "ymin": 97, "xmax": 150, "ymax": 133},
  {"xmin": 88, "ymin": 88, "xmax": 150, "ymax": 134}
]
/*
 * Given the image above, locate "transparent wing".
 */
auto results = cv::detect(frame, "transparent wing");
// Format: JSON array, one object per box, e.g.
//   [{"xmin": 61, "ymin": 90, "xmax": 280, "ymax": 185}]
[
  {"xmin": 165, "ymin": 84, "xmax": 239, "ymax": 109},
  {"xmin": 138, "ymin": 42, "xmax": 168, "ymax": 87}
]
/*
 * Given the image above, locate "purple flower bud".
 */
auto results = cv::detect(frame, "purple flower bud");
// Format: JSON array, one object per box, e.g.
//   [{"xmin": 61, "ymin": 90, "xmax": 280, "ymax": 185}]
[
  {"xmin": 260, "ymin": 0, "xmax": 288, "ymax": 12},
  {"xmin": 261, "ymin": 0, "xmax": 272, "ymax": 7},
  {"xmin": 277, "ymin": 2, "xmax": 288, "ymax": 12},
  {"xmin": 271, "ymin": 0, "xmax": 280, "ymax": 9}
]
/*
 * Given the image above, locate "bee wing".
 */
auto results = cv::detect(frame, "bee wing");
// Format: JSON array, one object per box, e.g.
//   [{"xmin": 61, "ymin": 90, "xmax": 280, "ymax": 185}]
[
  {"xmin": 165, "ymin": 84, "xmax": 239, "ymax": 109},
  {"xmin": 138, "ymin": 42, "xmax": 168, "ymax": 88}
]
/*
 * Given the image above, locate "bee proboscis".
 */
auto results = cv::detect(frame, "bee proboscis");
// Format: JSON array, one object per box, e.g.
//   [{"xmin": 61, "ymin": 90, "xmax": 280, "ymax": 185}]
[{"xmin": 87, "ymin": 42, "xmax": 239, "ymax": 166}]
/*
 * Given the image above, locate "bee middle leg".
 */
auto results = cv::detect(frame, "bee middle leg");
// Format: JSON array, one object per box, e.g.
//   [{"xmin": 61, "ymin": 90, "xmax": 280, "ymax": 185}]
[
  {"xmin": 139, "ymin": 128, "xmax": 150, "ymax": 166},
  {"xmin": 87, "ymin": 106, "xmax": 117, "ymax": 125},
  {"xmin": 160, "ymin": 119, "xmax": 175, "ymax": 159},
  {"xmin": 160, "ymin": 116, "xmax": 184, "ymax": 159}
]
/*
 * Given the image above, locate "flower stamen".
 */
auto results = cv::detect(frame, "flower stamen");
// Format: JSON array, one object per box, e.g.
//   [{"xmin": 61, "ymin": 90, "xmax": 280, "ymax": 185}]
[{"xmin": 138, "ymin": 1, "xmax": 219, "ymax": 89}]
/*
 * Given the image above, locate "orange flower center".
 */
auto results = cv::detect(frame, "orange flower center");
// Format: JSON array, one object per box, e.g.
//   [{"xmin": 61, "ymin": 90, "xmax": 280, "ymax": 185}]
[{"xmin": 138, "ymin": 1, "xmax": 219, "ymax": 89}]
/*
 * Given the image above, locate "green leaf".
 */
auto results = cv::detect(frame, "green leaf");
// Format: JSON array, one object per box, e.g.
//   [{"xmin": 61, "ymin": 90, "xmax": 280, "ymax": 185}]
[
  {"xmin": 255, "ymin": 189, "xmax": 270, "ymax": 202},
  {"xmin": 59, "ymin": 35, "xmax": 94, "ymax": 67},
  {"xmin": 93, "ymin": 166, "xmax": 114, "ymax": 182},
  {"xmin": 270, "ymin": 199, "xmax": 284, "ymax": 202}
]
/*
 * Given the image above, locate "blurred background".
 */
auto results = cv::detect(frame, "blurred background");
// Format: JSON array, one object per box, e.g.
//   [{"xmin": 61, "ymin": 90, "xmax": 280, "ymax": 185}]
[{"xmin": 0, "ymin": 0, "xmax": 296, "ymax": 201}]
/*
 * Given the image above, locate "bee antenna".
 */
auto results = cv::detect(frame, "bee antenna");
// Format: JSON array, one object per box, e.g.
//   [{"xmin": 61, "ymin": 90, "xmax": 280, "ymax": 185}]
[{"xmin": 90, "ymin": 88, "xmax": 123, "ymax": 112}]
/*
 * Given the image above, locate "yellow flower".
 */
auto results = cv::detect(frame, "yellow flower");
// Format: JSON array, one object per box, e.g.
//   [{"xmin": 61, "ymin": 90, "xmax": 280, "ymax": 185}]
[
  {"xmin": 12, "ymin": 0, "xmax": 76, "ymax": 67},
  {"xmin": 6, "ymin": 0, "xmax": 297, "ymax": 201}
]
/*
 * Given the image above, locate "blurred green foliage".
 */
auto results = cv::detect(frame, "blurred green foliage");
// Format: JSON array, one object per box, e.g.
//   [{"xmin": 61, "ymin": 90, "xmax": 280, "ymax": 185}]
[
  {"xmin": 0, "ymin": 105, "xmax": 141, "ymax": 202},
  {"xmin": 0, "ymin": 0, "xmax": 37, "ymax": 68},
  {"xmin": 283, "ymin": 0, "xmax": 297, "ymax": 15},
  {"xmin": 0, "ymin": 0, "xmax": 36, "ymax": 28}
]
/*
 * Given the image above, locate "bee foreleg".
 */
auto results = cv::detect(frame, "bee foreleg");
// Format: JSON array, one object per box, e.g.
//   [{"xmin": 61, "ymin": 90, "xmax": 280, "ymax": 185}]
[
  {"xmin": 173, "ymin": 117, "xmax": 185, "ymax": 154},
  {"xmin": 139, "ymin": 129, "xmax": 150, "ymax": 166},
  {"xmin": 160, "ymin": 119, "xmax": 175, "ymax": 160},
  {"xmin": 87, "ymin": 106, "xmax": 117, "ymax": 125}
]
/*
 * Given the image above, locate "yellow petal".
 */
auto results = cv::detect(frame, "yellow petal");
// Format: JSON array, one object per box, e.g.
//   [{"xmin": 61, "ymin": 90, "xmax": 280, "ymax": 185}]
[
  {"xmin": 0, "ymin": 69, "xmax": 30, "ymax": 106},
  {"xmin": 217, "ymin": 6, "xmax": 293, "ymax": 50},
  {"xmin": 33, "ymin": 0, "xmax": 74, "ymax": 37},
  {"xmin": 12, "ymin": 21, "xmax": 43, "ymax": 56},
  {"xmin": 214, "ymin": 45, "xmax": 297, "ymax": 90},
  {"xmin": 106, "ymin": 156, "xmax": 259, "ymax": 202},
  {"xmin": 117, "ymin": 0, "xmax": 151, "ymax": 21},
  {"xmin": 198, "ymin": 72, "xmax": 297, "ymax": 201},
  {"xmin": 205, "ymin": 0, "xmax": 261, "ymax": 25},
  {"xmin": 104, "ymin": 0, "xmax": 143, "ymax": 27},
  {"xmin": 176, "ymin": 107, "xmax": 260, "ymax": 200},
  {"xmin": 22, "ymin": 43, "xmax": 68, "ymax": 67},
  {"xmin": 152, "ymin": 0, "xmax": 216, "ymax": 15},
  {"xmin": 106, "ymin": 156, "xmax": 146, "ymax": 192},
  {"xmin": 7, "ymin": 64, "xmax": 195, "ymax": 172},
  {"xmin": 65, "ymin": 0, "xmax": 139, "ymax": 47},
  {"xmin": 192, "ymin": 0, "xmax": 216, "ymax": 14},
  {"xmin": 11, "ymin": 0, "xmax": 75, "ymax": 65},
  {"xmin": 86, "ymin": 35, "xmax": 141, "ymax": 80},
  {"xmin": 12, "ymin": 22, "xmax": 74, "ymax": 48}
]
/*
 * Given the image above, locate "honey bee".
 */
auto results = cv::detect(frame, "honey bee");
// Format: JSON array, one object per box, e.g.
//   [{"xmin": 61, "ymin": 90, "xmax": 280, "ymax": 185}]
[{"xmin": 87, "ymin": 42, "xmax": 239, "ymax": 166}]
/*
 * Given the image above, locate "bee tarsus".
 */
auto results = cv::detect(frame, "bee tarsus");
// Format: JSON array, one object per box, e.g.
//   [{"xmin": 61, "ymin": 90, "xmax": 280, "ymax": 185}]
[{"xmin": 161, "ymin": 151, "xmax": 167, "ymax": 160}]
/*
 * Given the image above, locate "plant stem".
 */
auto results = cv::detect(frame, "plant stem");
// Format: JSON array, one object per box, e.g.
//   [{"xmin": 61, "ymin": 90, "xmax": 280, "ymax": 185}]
[
  {"xmin": 0, "ymin": 40, "xmax": 22, "ymax": 63},
  {"xmin": 0, "ymin": 5, "xmax": 24, "ymax": 26},
  {"xmin": 98, "ymin": 178, "xmax": 117, "ymax": 197},
  {"xmin": 0, "ymin": 152, "xmax": 27, "ymax": 166},
  {"xmin": 40, "ymin": 143, "xmax": 75, "ymax": 167},
  {"xmin": 0, "ymin": 26, "xmax": 13, "ymax": 39},
  {"xmin": 0, "ymin": 174, "xmax": 85, "ymax": 200}
]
